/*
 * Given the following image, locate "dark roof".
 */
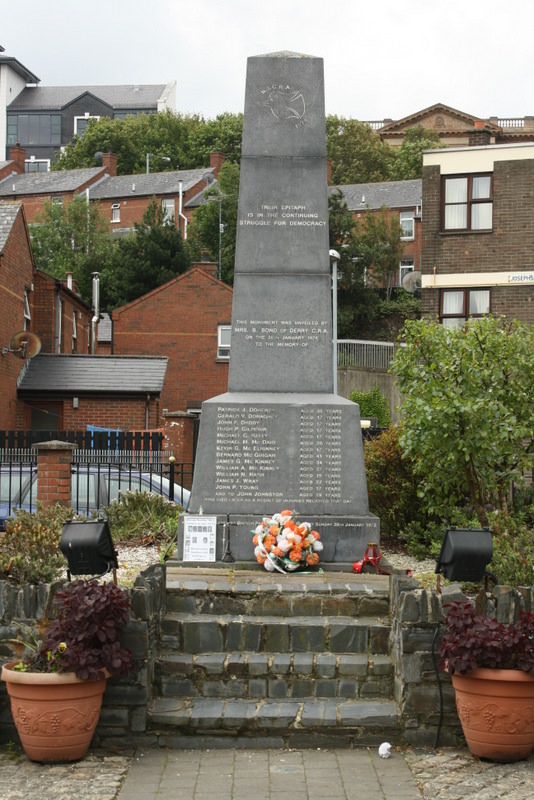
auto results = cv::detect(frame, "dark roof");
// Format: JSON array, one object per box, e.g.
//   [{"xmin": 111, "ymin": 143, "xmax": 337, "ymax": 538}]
[
  {"xmin": 0, "ymin": 55, "xmax": 40, "ymax": 84},
  {"xmin": 330, "ymin": 179, "xmax": 422, "ymax": 211},
  {"xmin": 0, "ymin": 201, "xmax": 22, "ymax": 251},
  {"xmin": 185, "ymin": 178, "xmax": 220, "ymax": 209},
  {"xmin": 89, "ymin": 168, "xmax": 215, "ymax": 200},
  {"xmin": 0, "ymin": 168, "xmax": 106, "ymax": 197},
  {"xmin": 8, "ymin": 84, "xmax": 169, "ymax": 111},
  {"xmin": 17, "ymin": 354, "xmax": 168, "ymax": 395}
]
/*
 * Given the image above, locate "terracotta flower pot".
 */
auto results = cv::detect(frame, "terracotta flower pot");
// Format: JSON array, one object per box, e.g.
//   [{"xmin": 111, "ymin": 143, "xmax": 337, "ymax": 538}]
[
  {"xmin": 1, "ymin": 663, "xmax": 107, "ymax": 763},
  {"xmin": 452, "ymin": 668, "xmax": 534, "ymax": 763}
]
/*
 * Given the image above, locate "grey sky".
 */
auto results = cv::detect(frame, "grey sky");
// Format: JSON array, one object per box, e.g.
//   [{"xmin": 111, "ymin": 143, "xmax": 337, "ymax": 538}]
[{"xmin": 4, "ymin": 0, "xmax": 533, "ymax": 121}]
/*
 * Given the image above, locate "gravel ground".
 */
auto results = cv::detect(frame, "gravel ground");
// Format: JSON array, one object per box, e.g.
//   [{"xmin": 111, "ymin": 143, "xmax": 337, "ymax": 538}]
[{"xmin": 111, "ymin": 543, "xmax": 436, "ymax": 583}]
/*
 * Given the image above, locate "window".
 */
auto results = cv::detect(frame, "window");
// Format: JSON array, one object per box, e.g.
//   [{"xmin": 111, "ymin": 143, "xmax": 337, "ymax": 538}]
[
  {"xmin": 24, "ymin": 289, "xmax": 31, "ymax": 331},
  {"xmin": 74, "ymin": 115, "xmax": 100, "ymax": 136},
  {"xmin": 7, "ymin": 114, "xmax": 61, "ymax": 146},
  {"xmin": 72, "ymin": 311, "xmax": 78, "ymax": 354},
  {"xmin": 443, "ymin": 174, "xmax": 493, "ymax": 231},
  {"xmin": 399, "ymin": 258, "xmax": 414, "ymax": 285},
  {"xmin": 161, "ymin": 198, "xmax": 175, "ymax": 223},
  {"xmin": 111, "ymin": 203, "xmax": 121, "ymax": 223},
  {"xmin": 217, "ymin": 325, "xmax": 231, "ymax": 359},
  {"xmin": 56, "ymin": 300, "xmax": 64, "ymax": 353},
  {"xmin": 7, "ymin": 116, "xmax": 18, "ymax": 145},
  {"xmin": 26, "ymin": 159, "xmax": 50, "ymax": 173},
  {"xmin": 400, "ymin": 210, "xmax": 414, "ymax": 240},
  {"xmin": 29, "ymin": 403, "xmax": 61, "ymax": 431},
  {"xmin": 441, "ymin": 289, "xmax": 490, "ymax": 328}
]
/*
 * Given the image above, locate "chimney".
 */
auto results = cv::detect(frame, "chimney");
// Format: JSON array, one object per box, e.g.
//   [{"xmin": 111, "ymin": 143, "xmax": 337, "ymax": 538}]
[
  {"xmin": 469, "ymin": 121, "xmax": 491, "ymax": 146},
  {"xmin": 210, "ymin": 151, "xmax": 226, "ymax": 177},
  {"xmin": 193, "ymin": 260, "xmax": 217, "ymax": 276},
  {"xmin": 9, "ymin": 143, "xmax": 26, "ymax": 175},
  {"xmin": 101, "ymin": 152, "xmax": 118, "ymax": 176}
]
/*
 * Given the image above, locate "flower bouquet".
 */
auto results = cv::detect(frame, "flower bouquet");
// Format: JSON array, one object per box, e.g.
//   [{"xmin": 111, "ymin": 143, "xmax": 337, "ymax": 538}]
[{"xmin": 252, "ymin": 509, "xmax": 323, "ymax": 573}]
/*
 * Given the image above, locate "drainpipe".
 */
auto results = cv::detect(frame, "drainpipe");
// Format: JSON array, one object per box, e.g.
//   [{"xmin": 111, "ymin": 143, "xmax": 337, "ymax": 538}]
[
  {"xmin": 145, "ymin": 394, "xmax": 150, "ymax": 428},
  {"xmin": 91, "ymin": 272, "xmax": 100, "ymax": 354},
  {"xmin": 54, "ymin": 281, "xmax": 62, "ymax": 353},
  {"xmin": 178, "ymin": 180, "xmax": 188, "ymax": 240}
]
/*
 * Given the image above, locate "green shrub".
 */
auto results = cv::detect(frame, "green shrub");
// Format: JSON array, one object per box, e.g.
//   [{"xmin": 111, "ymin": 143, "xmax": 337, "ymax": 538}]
[
  {"xmin": 350, "ymin": 385, "xmax": 390, "ymax": 426},
  {"xmin": 0, "ymin": 503, "xmax": 76, "ymax": 584},
  {"xmin": 364, "ymin": 425, "xmax": 422, "ymax": 542},
  {"xmin": 488, "ymin": 512, "xmax": 534, "ymax": 588},
  {"xmin": 101, "ymin": 490, "xmax": 182, "ymax": 545},
  {"xmin": 401, "ymin": 519, "xmax": 443, "ymax": 561}
]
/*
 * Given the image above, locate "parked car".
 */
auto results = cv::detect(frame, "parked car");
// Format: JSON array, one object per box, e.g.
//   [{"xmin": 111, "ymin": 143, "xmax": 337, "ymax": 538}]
[{"xmin": 0, "ymin": 463, "xmax": 190, "ymax": 530}]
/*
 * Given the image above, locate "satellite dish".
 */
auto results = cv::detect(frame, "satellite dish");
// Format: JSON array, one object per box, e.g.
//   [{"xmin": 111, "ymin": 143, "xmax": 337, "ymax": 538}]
[
  {"xmin": 6, "ymin": 331, "xmax": 42, "ymax": 359},
  {"xmin": 402, "ymin": 271, "xmax": 422, "ymax": 294}
]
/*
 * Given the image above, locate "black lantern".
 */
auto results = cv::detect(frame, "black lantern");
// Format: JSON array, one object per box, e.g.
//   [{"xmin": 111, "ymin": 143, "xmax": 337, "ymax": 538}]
[
  {"xmin": 60, "ymin": 519, "xmax": 118, "ymax": 579},
  {"xmin": 435, "ymin": 527, "xmax": 493, "ymax": 582}
]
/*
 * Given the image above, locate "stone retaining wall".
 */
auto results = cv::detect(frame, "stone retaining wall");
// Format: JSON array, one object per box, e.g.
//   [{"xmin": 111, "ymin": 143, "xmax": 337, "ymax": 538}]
[
  {"xmin": 0, "ymin": 564, "xmax": 166, "ymax": 749},
  {"xmin": 1, "ymin": 568, "xmax": 533, "ymax": 749},
  {"xmin": 390, "ymin": 574, "xmax": 534, "ymax": 747}
]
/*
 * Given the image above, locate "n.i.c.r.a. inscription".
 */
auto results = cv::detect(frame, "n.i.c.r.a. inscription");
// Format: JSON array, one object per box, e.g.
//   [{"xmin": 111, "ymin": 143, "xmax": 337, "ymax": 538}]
[{"xmin": 232, "ymin": 318, "xmax": 329, "ymax": 350}]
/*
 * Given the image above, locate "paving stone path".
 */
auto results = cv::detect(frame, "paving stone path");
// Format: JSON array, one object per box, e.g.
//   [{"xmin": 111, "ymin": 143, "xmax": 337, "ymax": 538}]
[{"xmin": 1, "ymin": 746, "xmax": 533, "ymax": 799}]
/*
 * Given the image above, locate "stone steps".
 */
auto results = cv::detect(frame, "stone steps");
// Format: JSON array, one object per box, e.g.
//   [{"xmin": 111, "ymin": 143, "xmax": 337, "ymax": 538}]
[
  {"xmin": 156, "ymin": 650, "xmax": 394, "ymax": 700},
  {"xmin": 160, "ymin": 613, "xmax": 391, "ymax": 655},
  {"xmin": 165, "ymin": 566, "xmax": 391, "ymax": 618},
  {"xmin": 149, "ymin": 696, "xmax": 400, "ymax": 748},
  {"xmin": 147, "ymin": 567, "xmax": 399, "ymax": 746}
]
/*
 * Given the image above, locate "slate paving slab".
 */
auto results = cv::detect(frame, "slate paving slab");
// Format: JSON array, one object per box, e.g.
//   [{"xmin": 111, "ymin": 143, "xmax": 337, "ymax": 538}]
[{"xmin": 2, "ymin": 746, "xmax": 533, "ymax": 799}]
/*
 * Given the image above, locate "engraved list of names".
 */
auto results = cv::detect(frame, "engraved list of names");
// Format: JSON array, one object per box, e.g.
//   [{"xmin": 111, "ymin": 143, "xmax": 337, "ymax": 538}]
[{"xmin": 212, "ymin": 404, "xmax": 347, "ymax": 508}]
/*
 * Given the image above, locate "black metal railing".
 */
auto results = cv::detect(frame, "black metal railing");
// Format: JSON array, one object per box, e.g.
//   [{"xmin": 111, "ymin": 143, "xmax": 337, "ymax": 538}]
[
  {"xmin": 0, "ymin": 429, "xmax": 164, "ymax": 452},
  {"xmin": 0, "ymin": 454, "xmax": 193, "ymax": 528}
]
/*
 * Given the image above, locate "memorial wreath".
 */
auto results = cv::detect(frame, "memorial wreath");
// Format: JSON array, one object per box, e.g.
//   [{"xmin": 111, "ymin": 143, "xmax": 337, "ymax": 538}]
[{"xmin": 252, "ymin": 509, "xmax": 323, "ymax": 573}]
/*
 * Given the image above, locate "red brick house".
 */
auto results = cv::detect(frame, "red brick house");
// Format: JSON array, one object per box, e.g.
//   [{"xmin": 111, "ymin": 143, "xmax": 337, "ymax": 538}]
[
  {"xmin": 0, "ymin": 146, "xmax": 223, "ymax": 236},
  {"xmin": 331, "ymin": 179, "xmax": 422, "ymax": 290},
  {"xmin": 0, "ymin": 202, "xmax": 35, "ymax": 428},
  {"xmin": 111, "ymin": 265, "xmax": 233, "ymax": 460},
  {"xmin": 0, "ymin": 148, "xmax": 117, "ymax": 222},
  {"xmin": 88, "ymin": 153, "xmax": 223, "ymax": 239},
  {"xmin": 421, "ymin": 141, "xmax": 534, "ymax": 327},
  {"xmin": 0, "ymin": 199, "xmax": 167, "ymax": 442},
  {"xmin": 31, "ymin": 270, "xmax": 91, "ymax": 356},
  {"xmin": 15, "ymin": 353, "xmax": 167, "ymax": 434}
]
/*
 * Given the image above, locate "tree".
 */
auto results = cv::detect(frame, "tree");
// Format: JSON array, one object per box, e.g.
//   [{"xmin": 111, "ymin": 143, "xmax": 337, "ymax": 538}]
[
  {"xmin": 388, "ymin": 125, "xmax": 444, "ymax": 180},
  {"xmin": 189, "ymin": 161, "xmax": 240, "ymax": 284},
  {"xmin": 29, "ymin": 197, "xmax": 115, "ymax": 304},
  {"xmin": 353, "ymin": 206, "xmax": 404, "ymax": 300},
  {"xmin": 54, "ymin": 110, "xmax": 243, "ymax": 175},
  {"xmin": 328, "ymin": 188, "xmax": 378, "ymax": 337},
  {"xmin": 326, "ymin": 116, "xmax": 395, "ymax": 185},
  {"xmin": 391, "ymin": 315, "xmax": 534, "ymax": 526},
  {"xmin": 107, "ymin": 199, "xmax": 191, "ymax": 307}
]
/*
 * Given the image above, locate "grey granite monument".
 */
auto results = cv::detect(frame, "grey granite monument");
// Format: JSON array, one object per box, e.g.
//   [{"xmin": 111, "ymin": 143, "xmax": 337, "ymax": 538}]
[{"xmin": 179, "ymin": 51, "xmax": 379, "ymax": 566}]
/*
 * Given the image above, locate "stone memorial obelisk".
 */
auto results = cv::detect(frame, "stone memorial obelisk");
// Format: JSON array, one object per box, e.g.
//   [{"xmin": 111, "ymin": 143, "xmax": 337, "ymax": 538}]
[{"xmin": 179, "ymin": 51, "xmax": 379, "ymax": 565}]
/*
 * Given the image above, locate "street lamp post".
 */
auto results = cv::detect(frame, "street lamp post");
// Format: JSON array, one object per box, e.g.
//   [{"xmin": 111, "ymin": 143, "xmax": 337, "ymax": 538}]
[
  {"xmin": 329, "ymin": 249, "xmax": 340, "ymax": 395},
  {"xmin": 218, "ymin": 197, "xmax": 224, "ymax": 281},
  {"xmin": 146, "ymin": 153, "xmax": 171, "ymax": 174}
]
